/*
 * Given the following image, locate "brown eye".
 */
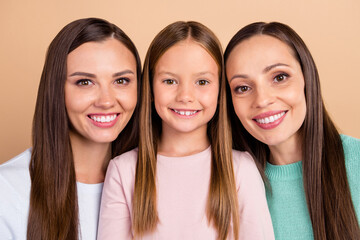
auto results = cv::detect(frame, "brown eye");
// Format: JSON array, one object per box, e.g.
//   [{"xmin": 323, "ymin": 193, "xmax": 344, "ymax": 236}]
[
  {"xmin": 164, "ymin": 79, "xmax": 176, "ymax": 85},
  {"xmin": 240, "ymin": 86, "xmax": 248, "ymax": 92},
  {"xmin": 274, "ymin": 73, "xmax": 288, "ymax": 82},
  {"xmin": 115, "ymin": 78, "xmax": 129, "ymax": 85},
  {"xmin": 76, "ymin": 79, "xmax": 92, "ymax": 86},
  {"xmin": 235, "ymin": 85, "xmax": 251, "ymax": 94},
  {"xmin": 197, "ymin": 80, "xmax": 209, "ymax": 86}
]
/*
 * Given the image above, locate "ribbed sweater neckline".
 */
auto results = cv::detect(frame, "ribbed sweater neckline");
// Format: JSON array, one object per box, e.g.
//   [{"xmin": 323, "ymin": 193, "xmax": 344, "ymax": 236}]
[{"xmin": 265, "ymin": 160, "xmax": 303, "ymax": 180}]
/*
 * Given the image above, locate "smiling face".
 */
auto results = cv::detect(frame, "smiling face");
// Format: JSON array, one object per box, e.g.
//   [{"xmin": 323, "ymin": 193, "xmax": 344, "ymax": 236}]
[
  {"xmin": 65, "ymin": 38, "xmax": 137, "ymax": 145},
  {"xmin": 153, "ymin": 39, "xmax": 219, "ymax": 138},
  {"xmin": 226, "ymin": 35, "xmax": 306, "ymax": 148}
]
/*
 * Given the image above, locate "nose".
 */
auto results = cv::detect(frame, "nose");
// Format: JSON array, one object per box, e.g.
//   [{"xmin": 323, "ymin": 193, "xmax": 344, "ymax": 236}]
[
  {"xmin": 252, "ymin": 85, "xmax": 275, "ymax": 108},
  {"xmin": 94, "ymin": 86, "xmax": 115, "ymax": 109},
  {"xmin": 175, "ymin": 82, "xmax": 195, "ymax": 103}
]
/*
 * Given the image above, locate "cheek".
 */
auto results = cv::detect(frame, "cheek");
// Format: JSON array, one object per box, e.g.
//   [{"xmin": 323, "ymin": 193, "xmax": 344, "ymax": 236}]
[
  {"xmin": 117, "ymin": 87, "xmax": 138, "ymax": 111},
  {"xmin": 281, "ymin": 84, "xmax": 307, "ymax": 127},
  {"xmin": 153, "ymin": 85, "xmax": 170, "ymax": 108},
  {"xmin": 153, "ymin": 94, "xmax": 168, "ymax": 117},
  {"xmin": 296, "ymin": 94, "xmax": 307, "ymax": 122},
  {"xmin": 286, "ymin": 84, "xmax": 307, "ymax": 114},
  {"xmin": 65, "ymin": 93, "xmax": 89, "ymax": 114},
  {"xmin": 64, "ymin": 84, "xmax": 96, "ymax": 114},
  {"xmin": 232, "ymin": 97, "xmax": 248, "ymax": 122},
  {"xmin": 202, "ymin": 94, "xmax": 217, "ymax": 109},
  {"xmin": 202, "ymin": 85, "xmax": 219, "ymax": 107}
]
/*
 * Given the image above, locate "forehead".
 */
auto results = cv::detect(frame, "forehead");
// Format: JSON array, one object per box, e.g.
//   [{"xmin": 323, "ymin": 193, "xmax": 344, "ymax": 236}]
[
  {"xmin": 155, "ymin": 39, "xmax": 219, "ymax": 72},
  {"xmin": 159, "ymin": 39, "xmax": 210, "ymax": 61},
  {"xmin": 226, "ymin": 35, "xmax": 298, "ymax": 71},
  {"xmin": 67, "ymin": 38, "xmax": 136, "ymax": 68}
]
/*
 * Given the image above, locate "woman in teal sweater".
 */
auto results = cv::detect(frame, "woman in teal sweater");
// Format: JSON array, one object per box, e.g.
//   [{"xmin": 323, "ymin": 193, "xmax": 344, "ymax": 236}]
[{"xmin": 224, "ymin": 22, "xmax": 360, "ymax": 239}]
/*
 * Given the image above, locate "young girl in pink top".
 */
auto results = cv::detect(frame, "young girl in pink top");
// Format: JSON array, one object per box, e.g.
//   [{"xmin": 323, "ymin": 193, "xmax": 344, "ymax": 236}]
[{"xmin": 98, "ymin": 21, "xmax": 274, "ymax": 240}]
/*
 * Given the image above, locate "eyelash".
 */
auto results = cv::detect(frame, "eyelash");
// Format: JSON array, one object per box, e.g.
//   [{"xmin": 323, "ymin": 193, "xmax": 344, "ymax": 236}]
[
  {"xmin": 233, "ymin": 73, "xmax": 290, "ymax": 94},
  {"xmin": 76, "ymin": 79, "xmax": 93, "ymax": 86},
  {"xmin": 163, "ymin": 79, "xmax": 177, "ymax": 85},
  {"xmin": 75, "ymin": 77, "xmax": 130, "ymax": 86},
  {"xmin": 273, "ymin": 73, "xmax": 289, "ymax": 82},
  {"xmin": 234, "ymin": 85, "xmax": 251, "ymax": 94},
  {"xmin": 162, "ymin": 79, "xmax": 210, "ymax": 86},
  {"xmin": 197, "ymin": 79, "xmax": 209, "ymax": 86},
  {"xmin": 115, "ymin": 77, "xmax": 130, "ymax": 85}
]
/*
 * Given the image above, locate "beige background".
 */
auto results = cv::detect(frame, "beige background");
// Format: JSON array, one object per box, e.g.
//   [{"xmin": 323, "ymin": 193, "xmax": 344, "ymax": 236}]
[{"xmin": 1, "ymin": 0, "xmax": 359, "ymax": 163}]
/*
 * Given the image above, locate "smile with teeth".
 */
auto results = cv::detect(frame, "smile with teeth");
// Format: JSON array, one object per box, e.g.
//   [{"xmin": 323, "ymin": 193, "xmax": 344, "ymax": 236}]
[
  {"xmin": 89, "ymin": 114, "xmax": 118, "ymax": 123},
  {"xmin": 172, "ymin": 109, "xmax": 199, "ymax": 116},
  {"xmin": 255, "ymin": 112, "xmax": 285, "ymax": 124}
]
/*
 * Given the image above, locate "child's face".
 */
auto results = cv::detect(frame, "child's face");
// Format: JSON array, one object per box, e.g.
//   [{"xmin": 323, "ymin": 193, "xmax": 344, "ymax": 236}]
[{"xmin": 153, "ymin": 39, "xmax": 219, "ymax": 138}]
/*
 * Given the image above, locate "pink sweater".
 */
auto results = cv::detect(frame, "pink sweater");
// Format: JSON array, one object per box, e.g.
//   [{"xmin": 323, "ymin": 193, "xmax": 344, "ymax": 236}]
[{"xmin": 98, "ymin": 147, "xmax": 274, "ymax": 239}]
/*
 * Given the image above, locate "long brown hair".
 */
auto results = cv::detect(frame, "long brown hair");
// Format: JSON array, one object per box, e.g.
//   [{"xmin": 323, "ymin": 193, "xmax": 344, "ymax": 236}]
[
  {"xmin": 224, "ymin": 22, "xmax": 360, "ymax": 240},
  {"xmin": 133, "ymin": 21, "xmax": 239, "ymax": 240},
  {"xmin": 28, "ymin": 18, "xmax": 141, "ymax": 240}
]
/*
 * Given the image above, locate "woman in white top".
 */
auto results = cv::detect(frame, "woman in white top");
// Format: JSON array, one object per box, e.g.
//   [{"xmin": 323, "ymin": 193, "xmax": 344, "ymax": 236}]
[{"xmin": 0, "ymin": 17, "xmax": 141, "ymax": 240}]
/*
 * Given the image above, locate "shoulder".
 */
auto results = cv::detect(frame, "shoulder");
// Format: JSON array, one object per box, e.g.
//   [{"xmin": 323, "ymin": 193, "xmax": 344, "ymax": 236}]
[
  {"xmin": 340, "ymin": 134, "xmax": 360, "ymax": 175},
  {"xmin": 102, "ymin": 149, "xmax": 137, "ymax": 206},
  {"xmin": 341, "ymin": 134, "xmax": 360, "ymax": 158},
  {"xmin": 0, "ymin": 148, "xmax": 31, "ymax": 169},
  {"xmin": 0, "ymin": 148, "xmax": 31, "ymax": 181},
  {"xmin": 106, "ymin": 148, "xmax": 138, "ymax": 181},
  {"xmin": 111, "ymin": 148, "xmax": 138, "ymax": 169},
  {"xmin": 0, "ymin": 150, "xmax": 31, "ymax": 239},
  {"xmin": 231, "ymin": 149, "xmax": 262, "ymax": 184},
  {"xmin": 232, "ymin": 149, "xmax": 257, "ymax": 171}
]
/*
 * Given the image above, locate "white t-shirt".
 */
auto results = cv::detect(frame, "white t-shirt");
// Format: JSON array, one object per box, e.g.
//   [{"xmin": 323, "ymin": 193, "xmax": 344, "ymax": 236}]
[{"xmin": 0, "ymin": 149, "xmax": 103, "ymax": 240}]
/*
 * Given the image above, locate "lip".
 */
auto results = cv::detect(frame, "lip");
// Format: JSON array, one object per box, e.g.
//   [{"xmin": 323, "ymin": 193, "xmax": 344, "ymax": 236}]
[
  {"xmin": 87, "ymin": 113, "xmax": 120, "ymax": 128},
  {"xmin": 252, "ymin": 110, "xmax": 287, "ymax": 130},
  {"xmin": 170, "ymin": 108, "xmax": 200, "ymax": 119}
]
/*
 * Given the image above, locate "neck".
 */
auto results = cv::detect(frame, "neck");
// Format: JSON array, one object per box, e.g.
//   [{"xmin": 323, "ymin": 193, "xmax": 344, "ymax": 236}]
[
  {"xmin": 158, "ymin": 124, "xmax": 210, "ymax": 157},
  {"xmin": 268, "ymin": 134, "xmax": 302, "ymax": 165},
  {"xmin": 69, "ymin": 131, "xmax": 111, "ymax": 184}
]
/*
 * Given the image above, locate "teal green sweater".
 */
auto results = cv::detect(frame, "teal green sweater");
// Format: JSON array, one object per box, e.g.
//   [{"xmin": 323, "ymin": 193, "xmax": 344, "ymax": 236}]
[{"xmin": 265, "ymin": 135, "xmax": 360, "ymax": 239}]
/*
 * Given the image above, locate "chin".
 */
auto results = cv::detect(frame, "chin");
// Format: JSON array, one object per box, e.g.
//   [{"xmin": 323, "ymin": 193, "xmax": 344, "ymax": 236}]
[
  {"xmin": 249, "ymin": 132, "xmax": 279, "ymax": 146},
  {"xmin": 90, "ymin": 135, "xmax": 119, "ymax": 144},
  {"xmin": 261, "ymin": 134, "xmax": 293, "ymax": 147}
]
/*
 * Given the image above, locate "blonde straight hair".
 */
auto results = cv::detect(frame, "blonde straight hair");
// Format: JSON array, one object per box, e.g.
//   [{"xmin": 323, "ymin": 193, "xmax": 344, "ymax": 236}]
[{"xmin": 133, "ymin": 21, "xmax": 239, "ymax": 240}]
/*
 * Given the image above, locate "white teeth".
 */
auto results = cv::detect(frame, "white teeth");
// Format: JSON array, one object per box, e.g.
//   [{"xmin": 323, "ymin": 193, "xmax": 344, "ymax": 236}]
[
  {"xmin": 256, "ymin": 112, "xmax": 285, "ymax": 124},
  {"xmin": 90, "ymin": 114, "xmax": 117, "ymax": 123},
  {"xmin": 173, "ymin": 109, "xmax": 198, "ymax": 116}
]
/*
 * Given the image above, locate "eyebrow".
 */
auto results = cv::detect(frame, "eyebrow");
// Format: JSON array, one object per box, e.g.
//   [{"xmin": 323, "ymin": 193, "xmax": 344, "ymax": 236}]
[
  {"xmin": 156, "ymin": 71, "xmax": 178, "ymax": 78},
  {"xmin": 113, "ymin": 70, "xmax": 135, "ymax": 77},
  {"xmin": 156, "ymin": 71, "xmax": 215, "ymax": 77},
  {"xmin": 69, "ymin": 69, "xmax": 135, "ymax": 78},
  {"xmin": 69, "ymin": 72, "xmax": 95, "ymax": 78},
  {"xmin": 229, "ymin": 63, "xmax": 290, "ymax": 82},
  {"xmin": 195, "ymin": 71, "xmax": 216, "ymax": 77},
  {"xmin": 229, "ymin": 74, "xmax": 249, "ymax": 82},
  {"xmin": 263, "ymin": 63, "xmax": 289, "ymax": 73}
]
